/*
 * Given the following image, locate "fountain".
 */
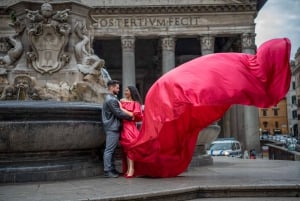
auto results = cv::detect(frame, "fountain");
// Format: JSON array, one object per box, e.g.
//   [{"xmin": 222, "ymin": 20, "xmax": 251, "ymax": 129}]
[{"xmin": 0, "ymin": 1, "xmax": 109, "ymax": 183}]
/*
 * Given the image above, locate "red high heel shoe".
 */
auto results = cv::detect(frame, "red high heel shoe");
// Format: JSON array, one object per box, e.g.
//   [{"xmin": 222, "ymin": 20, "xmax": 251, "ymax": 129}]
[
  {"xmin": 125, "ymin": 174, "xmax": 135, "ymax": 178},
  {"xmin": 124, "ymin": 172, "xmax": 135, "ymax": 178}
]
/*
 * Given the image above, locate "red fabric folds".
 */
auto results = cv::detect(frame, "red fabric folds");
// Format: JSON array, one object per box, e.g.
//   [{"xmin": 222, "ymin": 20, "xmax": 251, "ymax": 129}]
[
  {"xmin": 130, "ymin": 38, "xmax": 291, "ymax": 178},
  {"xmin": 120, "ymin": 101, "xmax": 143, "ymax": 152},
  {"xmin": 119, "ymin": 100, "xmax": 144, "ymax": 175}
]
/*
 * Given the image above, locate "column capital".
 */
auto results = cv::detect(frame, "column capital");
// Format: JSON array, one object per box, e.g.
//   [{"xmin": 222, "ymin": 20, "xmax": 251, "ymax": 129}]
[
  {"xmin": 241, "ymin": 33, "xmax": 256, "ymax": 50},
  {"xmin": 121, "ymin": 36, "xmax": 135, "ymax": 50},
  {"xmin": 200, "ymin": 35, "xmax": 215, "ymax": 51},
  {"xmin": 161, "ymin": 36, "xmax": 175, "ymax": 51},
  {"xmin": 200, "ymin": 35, "xmax": 215, "ymax": 55}
]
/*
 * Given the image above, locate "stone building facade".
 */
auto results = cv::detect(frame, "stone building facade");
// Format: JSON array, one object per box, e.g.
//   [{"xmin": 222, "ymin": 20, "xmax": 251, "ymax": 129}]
[
  {"xmin": 287, "ymin": 62, "xmax": 298, "ymax": 138},
  {"xmin": 259, "ymin": 98, "xmax": 289, "ymax": 135},
  {"xmin": 293, "ymin": 48, "xmax": 300, "ymax": 140},
  {"xmin": 0, "ymin": 0, "xmax": 267, "ymax": 151}
]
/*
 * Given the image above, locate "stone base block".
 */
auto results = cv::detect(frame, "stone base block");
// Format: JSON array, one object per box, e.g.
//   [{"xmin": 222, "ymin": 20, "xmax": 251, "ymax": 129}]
[
  {"xmin": 0, "ymin": 150, "xmax": 102, "ymax": 183},
  {"xmin": 189, "ymin": 154, "xmax": 213, "ymax": 168}
]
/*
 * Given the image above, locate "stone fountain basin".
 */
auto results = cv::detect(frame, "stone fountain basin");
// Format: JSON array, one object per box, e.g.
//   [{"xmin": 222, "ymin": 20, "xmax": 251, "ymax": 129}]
[
  {"xmin": 0, "ymin": 101, "xmax": 104, "ymax": 183},
  {"xmin": 0, "ymin": 101, "xmax": 104, "ymax": 152}
]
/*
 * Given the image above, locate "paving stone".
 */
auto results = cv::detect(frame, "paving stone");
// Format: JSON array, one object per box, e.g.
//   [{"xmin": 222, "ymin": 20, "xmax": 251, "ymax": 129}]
[{"xmin": 0, "ymin": 157, "xmax": 299, "ymax": 201}]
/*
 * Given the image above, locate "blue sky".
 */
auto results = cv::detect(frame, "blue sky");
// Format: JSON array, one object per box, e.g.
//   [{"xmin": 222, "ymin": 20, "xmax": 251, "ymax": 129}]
[{"xmin": 255, "ymin": 0, "xmax": 300, "ymax": 60}]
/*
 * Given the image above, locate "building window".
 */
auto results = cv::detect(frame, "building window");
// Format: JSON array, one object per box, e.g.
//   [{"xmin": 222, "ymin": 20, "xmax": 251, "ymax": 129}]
[
  {"xmin": 292, "ymin": 96, "xmax": 297, "ymax": 105},
  {"xmin": 292, "ymin": 110, "xmax": 297, "ymax": 119},
  {"xmin": 262, "ymin": 109, "xmax": 267, "ymax": 116},
  {"xmin": 275, "ymin": 121, "xmax": 279, "ymax": 128},
  {"xmin": 292, "ymin": 81, "xmax": 296, "ymax": 90},
  {"xmin": 273, "ymin": 108, "xmax": 278, "ymax": 116},
  {"xmin": 263, "ymin": 121, "xmax": 268, "ymax": 128}
]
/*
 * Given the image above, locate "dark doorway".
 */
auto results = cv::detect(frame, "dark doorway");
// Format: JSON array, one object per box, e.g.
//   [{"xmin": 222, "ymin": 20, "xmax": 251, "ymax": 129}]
[
  {"xmin": 214, "ymin": 36, "xmax": 241, "ymax": 53},
  {"xmin": 175, "ymin": 38, "xmax": 201, "ymax": 66},
  {"xmin": 135, "ymin": 38, "xmax": 161, "ymax": 101},
  {"xmin": 93, "ymin": 39, "xmax": 122, "ymax": 81}
]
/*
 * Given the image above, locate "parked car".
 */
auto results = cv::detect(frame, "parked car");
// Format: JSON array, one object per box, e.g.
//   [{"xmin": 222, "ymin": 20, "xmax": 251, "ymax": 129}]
[{"xmin": 207, "ymin": 138, "xmax": 243, "ymax": 158}]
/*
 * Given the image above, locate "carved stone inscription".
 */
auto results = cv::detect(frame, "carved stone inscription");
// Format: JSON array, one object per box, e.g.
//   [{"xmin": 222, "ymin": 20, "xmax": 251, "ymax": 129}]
[{"xmin": 92, "ymin": 16, "xmax": 203, "ymax": 28}]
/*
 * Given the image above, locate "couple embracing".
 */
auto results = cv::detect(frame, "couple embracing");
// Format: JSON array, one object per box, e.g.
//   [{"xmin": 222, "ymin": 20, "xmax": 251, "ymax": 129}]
[{"xmin": 101, "ymin": 80, "xmax": 143, "ymax": 179}]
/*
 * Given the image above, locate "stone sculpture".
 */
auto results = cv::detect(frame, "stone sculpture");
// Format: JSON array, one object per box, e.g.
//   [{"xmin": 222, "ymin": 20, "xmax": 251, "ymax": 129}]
[
  {"xmin": 74, "ymin": 21, "xmax": 106, "ymax": 82},
  {"xmin": 0, "ymin": 18, "xmax": 25, "ymax": 71},
  {"xmin": 25, "ymin": 2, "xmax": 71, "ymax": 74},
  {"xmin": 0, "ymin": 75, "xmax": 40, "ymax": 100},
  {"xmin": 71, "ymin": 21, "xmax": 110, "ymax": 103},
  {"xmin": 0, "ymin": 1, "xmax": 110, "ymax": 103},
  {"xmin": 0, "ymin": 35, "xmax": 23, "ymax": 68}
]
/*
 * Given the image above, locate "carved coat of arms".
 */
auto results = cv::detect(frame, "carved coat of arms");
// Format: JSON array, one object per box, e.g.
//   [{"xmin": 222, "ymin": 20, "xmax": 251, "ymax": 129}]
[{"xmin": 26, "ymin": 2, "xmax": 71, "ymax": 74}]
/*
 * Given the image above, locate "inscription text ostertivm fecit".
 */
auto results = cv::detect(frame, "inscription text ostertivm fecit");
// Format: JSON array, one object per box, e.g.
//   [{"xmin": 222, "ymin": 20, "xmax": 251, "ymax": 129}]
[{"xmin": 92, "ymin": 16, "xmax": 204, "ymax": 28}]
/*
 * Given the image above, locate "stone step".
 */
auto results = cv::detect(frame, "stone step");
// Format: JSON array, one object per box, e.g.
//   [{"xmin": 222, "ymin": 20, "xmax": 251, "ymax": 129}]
[
  {"xmin": 0, "ymin": 160, "xmax": 102, "ymax": 183},
  {"xmin": 190, "ymin": 198, "xmax": 300, "ymax": 201},
  {"xmin": 0, "ymin": 150, "xmax": 103, "ymax": 183},
  {"xmin": 85, "ymin": 185, "xmax": 299, "ymax": 201},
  {"xmin": 0, "ymin": 150, "xmax": 100, "ymax": 164}
]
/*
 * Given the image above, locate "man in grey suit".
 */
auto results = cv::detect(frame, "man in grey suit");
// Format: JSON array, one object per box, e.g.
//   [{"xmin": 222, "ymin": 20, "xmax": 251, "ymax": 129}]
[{"xmin": 102, "ymin": 80, "xmax": 133, "ymax": 178}]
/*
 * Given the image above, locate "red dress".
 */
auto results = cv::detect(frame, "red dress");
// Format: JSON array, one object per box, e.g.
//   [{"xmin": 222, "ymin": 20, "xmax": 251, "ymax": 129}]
[
  {"xmin": 119, "ymin": 101, "xmax": 143, "ymax": 174},
  {"xmin": 127, "ymin": 38, "xmax": 291, "ymax": 178}
]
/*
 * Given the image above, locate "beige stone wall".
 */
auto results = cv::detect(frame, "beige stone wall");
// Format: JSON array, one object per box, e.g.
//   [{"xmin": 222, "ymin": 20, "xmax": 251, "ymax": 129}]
[{"xmin": 259, "ymin": 98, "xmax": 289, "ymax": 135}]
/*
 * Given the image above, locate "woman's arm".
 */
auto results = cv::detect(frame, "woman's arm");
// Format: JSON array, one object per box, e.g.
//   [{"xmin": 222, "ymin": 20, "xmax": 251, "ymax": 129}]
[{"xmin": 119, "ymin": 102, "xmax": 134, "ymax": 118}]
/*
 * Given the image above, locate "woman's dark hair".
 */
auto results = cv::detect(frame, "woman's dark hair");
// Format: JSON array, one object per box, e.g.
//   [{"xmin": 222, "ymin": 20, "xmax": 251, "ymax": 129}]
[{"xmin": 128, "ymin": 86, "xmax": 142, "ymax": 104}]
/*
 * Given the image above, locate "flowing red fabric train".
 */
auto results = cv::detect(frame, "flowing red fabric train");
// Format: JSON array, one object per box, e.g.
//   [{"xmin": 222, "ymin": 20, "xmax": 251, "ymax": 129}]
[{"xmin": 129, "ymin": 38, "xmax": 291, "ymax": 178}]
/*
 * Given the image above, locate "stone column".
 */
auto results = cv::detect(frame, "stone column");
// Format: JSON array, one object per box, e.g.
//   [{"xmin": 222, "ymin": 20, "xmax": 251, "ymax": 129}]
[
  {"xmin": 242, "ymin": 33, "xmax": 256, "ymax": 54},
  {"xmin": 161, "ymin": 36, "xmax": 175, "ymax": 74},
  {"xmin": 241, "ymin": 33, "xmax": 260, "ymax": 152},
  {"xmin": 190, "ymin": 35, "xmax": 217, "ymax": 168},
  {"xmin": 121, "ymin": 36, "xmax": 136, "ymax": 93},
  {"xmin": 200, "ymin": 35, "xmax": 215, "ymax": 55}
]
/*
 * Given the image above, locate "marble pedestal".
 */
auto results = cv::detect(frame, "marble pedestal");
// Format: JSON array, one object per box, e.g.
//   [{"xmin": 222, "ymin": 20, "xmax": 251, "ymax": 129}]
[{"xmin": 190, "ymin": 124, "xmax": 221, "ymax": 167}]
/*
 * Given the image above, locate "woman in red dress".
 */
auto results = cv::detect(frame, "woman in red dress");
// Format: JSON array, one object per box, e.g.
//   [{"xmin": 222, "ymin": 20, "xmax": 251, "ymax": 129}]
[
  {"xmin": 127, "ymin": 38, "xmax": 291, "ymax": 178},
  {"xmin": 119, "ymin": 86, "xmax": 143, "ymax": 178}
]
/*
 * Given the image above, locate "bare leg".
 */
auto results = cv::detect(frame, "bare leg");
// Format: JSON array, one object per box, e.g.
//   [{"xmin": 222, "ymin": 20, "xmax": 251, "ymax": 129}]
[
  {"xmin": 127, "ymin": 156, "xmax": 135, "ymax": 176},
  {"xmin": 125, "ymin": 157, "xmax": 130, "ymax": 175}
]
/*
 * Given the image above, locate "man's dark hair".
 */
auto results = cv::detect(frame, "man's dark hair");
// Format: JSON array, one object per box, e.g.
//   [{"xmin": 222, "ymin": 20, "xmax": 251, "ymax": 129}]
[{"xmin": 107, "ymin": 80, "xmax": 120, "ymax": 88}]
